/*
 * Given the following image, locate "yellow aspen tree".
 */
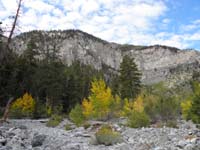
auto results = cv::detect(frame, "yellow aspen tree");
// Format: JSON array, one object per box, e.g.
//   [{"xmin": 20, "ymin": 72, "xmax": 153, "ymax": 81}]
[
  {"xmin": 11, "ymin": 93, "xmax": 35, "ymax": 117},
  {"xmin": 82, "ymin": 98, "xmax": 93, "ymax": 119},
  {"xmin": 133, "ymin": 95, "xmax": 144, "ymax": 113},
  {"xmin": 82, "ymin": 79, "xmax": 114, "ymax": 120},
  {"xmin": 122, "ymin": 98, "xmax": 134, "ymax": 116}
]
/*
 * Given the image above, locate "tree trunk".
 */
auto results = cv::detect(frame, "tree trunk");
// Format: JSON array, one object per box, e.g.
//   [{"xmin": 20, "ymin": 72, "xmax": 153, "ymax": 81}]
[
  {"xmin": 7, "ymin": 0, "xmax": 22, "ymax": 46},
  {"xmin": 0, "ymin": 97, "xmax": 14, "ymax": 123}
]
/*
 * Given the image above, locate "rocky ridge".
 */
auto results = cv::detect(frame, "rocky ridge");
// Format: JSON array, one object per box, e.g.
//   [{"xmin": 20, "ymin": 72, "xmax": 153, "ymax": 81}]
[
  {"xmin": 0, "ymin": 119, "xmax": 199, "ymax": 150},
  {"xmin": 10, "ymin": 30, "xmax": 200, "ymax": 84}
]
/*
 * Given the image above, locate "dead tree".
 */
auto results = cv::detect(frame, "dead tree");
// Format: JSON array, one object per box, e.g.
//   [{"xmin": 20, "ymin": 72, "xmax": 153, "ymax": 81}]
[
  {"xmin": 0, "ymin": 0, "xmax": 23, "ymax": 123},
  {"xmin": 0, "ymin": 97, "xmax": 14, "ymax": 123},
  {"xmin": 7, "ymin": 0, "xmax": 23, "ymax": 46}
]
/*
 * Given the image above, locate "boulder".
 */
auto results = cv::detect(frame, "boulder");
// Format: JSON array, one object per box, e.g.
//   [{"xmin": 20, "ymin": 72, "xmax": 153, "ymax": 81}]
[{"xmin": 31, "ymin": 134, "xmax": 46, "ymax": 147}]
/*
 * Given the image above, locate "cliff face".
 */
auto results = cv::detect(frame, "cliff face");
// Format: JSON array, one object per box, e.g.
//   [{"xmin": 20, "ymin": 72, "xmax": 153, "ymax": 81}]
[{"xmin": 11, "ymin": 30, "xmax": 200, "ymax": 85}]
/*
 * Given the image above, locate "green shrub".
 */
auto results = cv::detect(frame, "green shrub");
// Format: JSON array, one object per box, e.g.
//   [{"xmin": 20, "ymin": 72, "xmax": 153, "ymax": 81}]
[
  {"xmin": 46, "ymin": 114, "xmax": 63, "ymax": 127},
  {"xmin": 144, "ymin": 95, "xmax": 180, "ymax": 122},
  {"xmin": 65, "ymin": 124, "xmax": 72, "ymax": 131},
  {"xmin": 33, "ymin": 102, "xmax": 48, "ymax": 119},
  {"xmin": 165, "ymin": 120, "xmax": 178, "ymax": 128},
  {"xmin": 143, "ymin": 83, "xmax": 180, "ymax": 122},
  {"xmin": 127, "ymin": 111, "xmax": 150, "ymax": 128},
  {"xmin": 69, "ymin": 104, "xmax": 85, "ymax": 126},
  {"xmin": 156, "ymin": 97, "xmax": 180, "ymax": 121},
  {"xmin": 83, "ymin": 122, "xmax": 91, "ymax": 129},
  {"xmin": 95, "ymin": 125, "xmax": 123, "ymax": 146},
  {"xmin": 9, "ymin": 107, "xmax": 24, "ymax": 119},
  {"xmin": 190, "ymin": 95, "xmax": 200, "ymax": 124}
]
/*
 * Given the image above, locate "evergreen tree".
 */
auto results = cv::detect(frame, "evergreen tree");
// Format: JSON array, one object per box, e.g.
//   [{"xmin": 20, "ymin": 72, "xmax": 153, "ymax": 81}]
[
  {"xmin": 23, "ymin": 38, "xmax": 39, "ymax": 63},
  {"xmin": 119, "ymin": 55, "xmax": 141, "ymax": 100},
  {"xmin": 190, "ymin": 95, "xmax": 200, "ymax": 124},
  {"xmin": 190, "ymin": 82, "xmax": 200, "ymax": 123}
]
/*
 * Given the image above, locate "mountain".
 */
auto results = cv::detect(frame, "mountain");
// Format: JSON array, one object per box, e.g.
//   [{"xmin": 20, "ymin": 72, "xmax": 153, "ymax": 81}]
[{"xmin": 10, "ymin": 29, "xmax": 200, "ymax": 85}]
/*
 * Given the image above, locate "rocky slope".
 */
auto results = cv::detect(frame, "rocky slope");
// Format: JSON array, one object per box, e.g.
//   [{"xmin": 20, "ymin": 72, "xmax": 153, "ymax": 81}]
[
  {"xmin": 0, "ymin": 119, "xmax": 199, "ymax": 150},
  {"xmin": 11, "ymin": 30, "xmax": 200, "ymax": 84}
]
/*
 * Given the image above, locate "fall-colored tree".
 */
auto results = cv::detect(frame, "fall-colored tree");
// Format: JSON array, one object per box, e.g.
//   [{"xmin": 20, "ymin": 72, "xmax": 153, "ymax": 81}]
[
  {"xmin": 122, "ymin": 98, "xmax": 134, "ymax": 116},
  {"xmin": 181, "ymin": 98, "xmax": 192, "ymax": 120},
  {"xmin": 122, "ymin": 95, "xmax": 145, "ymax": 116},
  {"xmin": 82, "ymin": 79, "xmax": 114, "ymax": 120},
  {"xmin": 10, "ymin": 93, "xmax": 35, "ymax": 118},
  {"xmin": 133, "ymin": 95, "xmax": 144, "ymax": 113},
  {"xmin": 82, "ymin": 98, "xmax": 93, "ymax": 119}
]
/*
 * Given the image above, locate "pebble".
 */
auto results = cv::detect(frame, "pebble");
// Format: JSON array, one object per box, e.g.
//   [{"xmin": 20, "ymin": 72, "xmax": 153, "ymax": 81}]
[{"xmin": 0, "ymin": 119, "xmax": 199, "ymax": 150}]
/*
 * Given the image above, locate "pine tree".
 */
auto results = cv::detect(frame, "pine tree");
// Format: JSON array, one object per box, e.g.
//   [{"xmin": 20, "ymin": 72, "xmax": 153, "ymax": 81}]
[
  {"xmin": 190, "ymin": 95, "xmax": 200, "ymax": 123},
  {"xmin": 190, "ymin": 82, "xmax": 200, "ymax": 123},
  {"xmin": 23, "ymin": 38, "xmax": 39, "ymax": 63},
  {"xmin": 119, "ymin": 55, "xmax": 141, "ymax": 100}
]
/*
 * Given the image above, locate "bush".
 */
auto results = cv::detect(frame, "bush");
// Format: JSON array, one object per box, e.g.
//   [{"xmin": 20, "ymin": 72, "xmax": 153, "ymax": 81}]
[
  {"xmin": 155, "ymin": 97, "xmax": 180, "ymax": 121},
  {"xmin": 65, "ymin": 124, "xmax": 72, "ymax": 131},
  {"xmin": 144, "ymin": 94, "xmax": 159, "ymax": 122},
  {"xmin": 95, "ymin": 125, "xmax": 123, "ymax": 146},
  {"xmin": 143, "ymin": 83, "xmax": 181, "ymax": 122},
  {"xmin": 46, "ymin": 114, "xmax": 63, "ymax": 127},
  {"xmin": 190, "ymin": 95, "xmax": 200, "ymax": 124},
  {"xmin": 10, "ymin": 93, "xmax": 35, "ymax": 118},
  {"xmin": 127, "ymin": 111, "xmax": 150, "ymax": 128},
  {"xmin": 69, "ymin": 104, "xmax": 85, "ymax": 126},
  {"xmin": 83, "ymin": 122, "xmax": 91, "ymax": 129},
  {"xmin": 181, "ymin": 99, "xmax": 192, "ymax": 120},
  {"xmin": 109, "ymin": 95, "xmax": 123, "ymax": 118},
  {"xmin": 179, "ymin": 82, "xmax": 200, "ymax": 124},
  {"xmin": 143, "ymin": 89, "xmax": 180, "ymax": 122},
  {"xmin": 33, "ymin": 102, "xmax": 48, "ymax": 119},
  {"xmin": 122, "ymin": 95, "xmax": 144, "ymax": 116},
  {"xmin": 166, "ymin": 120, "xmax": 178, "ymax": 128}
]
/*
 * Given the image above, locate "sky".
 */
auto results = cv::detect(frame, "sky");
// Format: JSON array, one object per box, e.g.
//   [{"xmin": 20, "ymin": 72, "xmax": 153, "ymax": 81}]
[{"xmin": 0, "ymin": 0, "xmax": 200, "ymax": 50}]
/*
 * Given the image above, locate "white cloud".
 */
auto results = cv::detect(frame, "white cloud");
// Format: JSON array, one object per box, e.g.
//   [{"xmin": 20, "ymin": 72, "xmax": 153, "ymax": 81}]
[
  {"xmin": 181, "ymin": 19, "xmax": 200, "ymax": 32},
  {"xmin": 1, "ymin": 0, "xmax": 18, "ymax": 12},
  {"xmin": 162, "ymin": 18, "xmax": 171, "ymax": 24},
  {"xmin": 80, "ymin": 0, "xmax": 100, "ymax": 16},
  {"xmin": 0, "ymin": 0, "xmax": 199, "ymax": 49},
  {"xmin": 23, "ymin": 0, "xmax": 54, "ymax": 14}
]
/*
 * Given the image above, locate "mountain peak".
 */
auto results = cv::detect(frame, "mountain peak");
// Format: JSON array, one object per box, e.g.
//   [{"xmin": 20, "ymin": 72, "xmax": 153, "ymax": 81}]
[{"xmin": 10, "ymin": 30, "xmax": 200, "ymax": 85}]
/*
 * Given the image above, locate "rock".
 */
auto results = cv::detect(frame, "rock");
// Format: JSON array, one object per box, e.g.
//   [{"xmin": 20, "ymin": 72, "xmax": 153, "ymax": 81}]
[
  {"xmin": 17, "ymin": 125, "xmax": 27, "ymax": 130},
  {"xmin": 185, "ymin": 144, "xmax": 194, "ymax": 150},
  {"xmin": 89, "ymin": 135, "xmax": 98, "ymax": 145},
  {"xmin": 31, "ymin": 134, "xmax": 46, "ymax": 147},
  {"xmin": 33, "ymin": 147, "xmax": 42, "ymax": 150},
  {"xmin": 177, "ymin": 140, "xmax": 187, "ymax": 148},
  {"xmin": 0, "ymin": 146, "xmax": 12, "ymax": 150},
  {"xmin": 11, "ymin": 30, "xmax": 200, "ymax": 85},
  {"xmin": 0, "ymin": 136, "xmax": 6, "ymax": 146},
  {"xmin": 0, "ymin": 119, "xmax": 199, "ymax": 150},
  {"xmin": 61, "ymin": 143, "xmax": 80, "ymax": 150}
]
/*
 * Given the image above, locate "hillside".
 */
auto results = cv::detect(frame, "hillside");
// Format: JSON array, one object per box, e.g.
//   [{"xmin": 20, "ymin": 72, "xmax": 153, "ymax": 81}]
[{"xmin": 10, "ymin": 29, "xmax": 200, "ymax": 85}]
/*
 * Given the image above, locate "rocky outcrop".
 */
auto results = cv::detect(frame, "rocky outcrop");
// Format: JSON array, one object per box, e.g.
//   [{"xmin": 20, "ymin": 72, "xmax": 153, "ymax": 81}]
[
  {"xmin": 11, "ymin": 30, "xmax": 200, "ymax": 84},
  {"xmin": 0, "ymin": 119, "xmax": 199, "ymax": 150}
]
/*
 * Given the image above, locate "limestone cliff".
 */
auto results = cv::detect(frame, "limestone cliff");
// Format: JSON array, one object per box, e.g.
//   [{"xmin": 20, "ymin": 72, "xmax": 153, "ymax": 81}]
[{"xmin": 11, "ymin": 30, "xmax": 200, "ymax": 85}]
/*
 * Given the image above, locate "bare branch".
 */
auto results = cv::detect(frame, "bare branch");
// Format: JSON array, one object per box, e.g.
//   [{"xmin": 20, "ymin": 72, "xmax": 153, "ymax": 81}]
[{"xmin": 7, "ymin": 0, "xmax": 23, "ymax": 46}]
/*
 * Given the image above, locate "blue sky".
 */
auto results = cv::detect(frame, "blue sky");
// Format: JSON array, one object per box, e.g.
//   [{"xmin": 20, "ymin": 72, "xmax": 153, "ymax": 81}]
[{"xmin": 0, "ymin": 0, "xmax": 200, "ymax": 50}]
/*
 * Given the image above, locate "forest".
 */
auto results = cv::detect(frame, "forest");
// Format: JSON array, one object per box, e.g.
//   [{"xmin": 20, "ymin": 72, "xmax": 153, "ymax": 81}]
[{"xmin": 0, "ymin": 33, "xmax": 200, "ymax": 129}]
